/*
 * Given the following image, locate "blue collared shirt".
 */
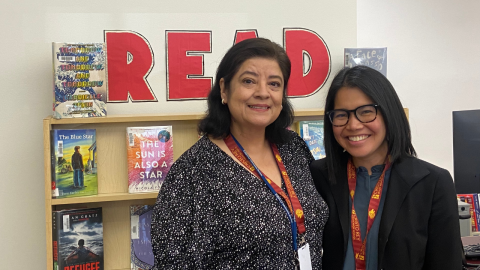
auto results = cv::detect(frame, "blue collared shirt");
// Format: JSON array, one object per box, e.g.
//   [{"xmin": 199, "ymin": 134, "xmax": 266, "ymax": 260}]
[{"xmin": 343, "ymin": 164, "xmax": 392, "ymax": 270}]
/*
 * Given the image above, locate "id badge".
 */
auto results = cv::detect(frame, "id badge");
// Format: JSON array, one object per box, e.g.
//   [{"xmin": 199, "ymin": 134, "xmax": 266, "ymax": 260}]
[{"xmin": 298, "ymin": 243, "xmax": 312, "ymax": 270}]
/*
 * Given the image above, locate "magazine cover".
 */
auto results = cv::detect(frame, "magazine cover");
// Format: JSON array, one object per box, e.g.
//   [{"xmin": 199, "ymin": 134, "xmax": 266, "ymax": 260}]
[
  {"xmin": 299, "ymin": 120, "xmax": 326, "ymax": 160},
  {"xmin": 344, "ymin": 47, "xmax": 387, "ymax": 76},
  {"xmin": 126, "ymin": 126, "xmax": 173, "ymax": 193},
  {"xmin": 130, "ymin": 205, "xmax": 156, "ymax": 270},
  {"xmin": 51, "ymin": 129, "xmax": 98, "ymax": 198},
  {"xmin": 52, "ymin": 42, "xmax": 107, "ymax": 119},
  {"xmin": 52, "ymin": 207, "xmax": 103, "ymax": 270}
]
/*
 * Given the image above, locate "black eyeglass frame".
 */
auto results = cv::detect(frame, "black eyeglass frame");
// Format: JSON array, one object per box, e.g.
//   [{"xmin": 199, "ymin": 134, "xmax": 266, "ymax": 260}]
[{"xmin": 326, "ymin": 104, "xmax": 380, "ymax": 127}]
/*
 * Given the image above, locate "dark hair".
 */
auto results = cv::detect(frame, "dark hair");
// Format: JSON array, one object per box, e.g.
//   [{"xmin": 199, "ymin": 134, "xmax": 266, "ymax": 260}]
[
  {"xmin": 324, "ymin": 66, "xmax": 416, "ymax": 183},
  {"xmin": 198, "ymin": 38, "xmax": 294, "ymax": 144},
  {"xmin": 78, "ymin": 239, "xmax": 84, "ymax": 246}
]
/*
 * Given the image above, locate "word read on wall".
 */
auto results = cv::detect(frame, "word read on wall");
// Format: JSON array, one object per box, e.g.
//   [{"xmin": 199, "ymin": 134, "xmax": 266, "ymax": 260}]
[{"xmin": 105, "ymin": 28, "xmax": 331, "ymax": 102}]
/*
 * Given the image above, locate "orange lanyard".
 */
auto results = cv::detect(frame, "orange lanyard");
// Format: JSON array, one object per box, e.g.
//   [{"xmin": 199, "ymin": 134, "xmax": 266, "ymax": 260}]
[
  {"xmin": 224, "ymin": 134, "xmax": 306, "ymax": 235},
  {"xmin": 347, "ymin": 157, "xmax": 391, "ymax": 270}
]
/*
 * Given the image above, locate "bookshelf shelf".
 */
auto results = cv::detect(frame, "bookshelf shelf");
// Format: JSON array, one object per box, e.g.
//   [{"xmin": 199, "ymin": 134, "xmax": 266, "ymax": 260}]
[
  {"xmin": 44, "ymin": 108, "xmax": 409, "ymax": 269},
  {"xmin": 50, "ymin": 192, "xmax": 159, "ymax": 205},
  {"xmin": 43, "ymin": 110, "xmax": 325, "ymax": 270}
]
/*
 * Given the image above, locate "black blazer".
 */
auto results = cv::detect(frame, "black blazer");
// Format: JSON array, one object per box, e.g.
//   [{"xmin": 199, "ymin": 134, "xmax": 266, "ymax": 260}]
[{"xmin": 310, "ymin": 156, "xmax": 463, "ymax": 270}]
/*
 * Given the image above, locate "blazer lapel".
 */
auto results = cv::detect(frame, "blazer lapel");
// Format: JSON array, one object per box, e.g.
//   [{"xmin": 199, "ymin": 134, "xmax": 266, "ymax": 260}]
[
  {"xmin": 328, "ymin": 163, "xmax": 350, "ymax": 252},
  {"xmin": 377, "ymin": 157, "xmax": 430, "ymax": 267}
]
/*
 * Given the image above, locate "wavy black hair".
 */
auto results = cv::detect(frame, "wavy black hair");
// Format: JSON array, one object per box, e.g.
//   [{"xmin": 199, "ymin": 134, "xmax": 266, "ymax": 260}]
[
  {"xmin": 324, "ymin": 66, "xmax": 416, "ymax": 183},
  {"xmin": 198, "ymin": 38, "xmax": 294, "ymax": 144}
]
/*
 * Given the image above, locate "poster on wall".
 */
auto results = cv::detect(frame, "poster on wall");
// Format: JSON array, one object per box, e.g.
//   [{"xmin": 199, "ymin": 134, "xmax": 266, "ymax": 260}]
[{"xmin": 344, "ymin": 47, "xmax": 387, "ymax": 76}]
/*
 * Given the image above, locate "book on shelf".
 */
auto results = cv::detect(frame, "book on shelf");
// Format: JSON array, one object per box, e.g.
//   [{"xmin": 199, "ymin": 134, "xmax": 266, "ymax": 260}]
[
  {"xmin": 126, "ymin": 126, "xmax": 173, "ymax": 193},
  {"xmin": 130, "ymin": 205, "xmax": 156, "ymax": 270},
  {"xmin": 299, "ymin": 120, "xmax": 326, "ymax": 160},
  {"xmin": 52, "ymin": 207, "xmax": 103, "ymax": 270},
  {"xmin": 473, "ymin": 194, "xmax": 480, "ymax": 232},
  {"xmin": 52, "ymin": 42, "xmax": 107, "ymax": 119},
  {"xmin": 458, "ymin": 194, "xmax": 477, "ymax": 232},
  {"xmin": 51, "ymin": 129, "xmax": 98, "ymax": 198},
  {"xmin": 344, "ymin": 47, "xmax": 387, "ymax": 76}
]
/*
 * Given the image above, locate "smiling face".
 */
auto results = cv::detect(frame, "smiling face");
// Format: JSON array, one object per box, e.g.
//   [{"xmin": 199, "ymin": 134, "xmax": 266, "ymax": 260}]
[
  {"xmin": 220, "ymin": 57, "xmax": 284, "ymax": 134},
  {"xmin": 332, "ymin": 86, "xmax": 388, "ymax": 168}
]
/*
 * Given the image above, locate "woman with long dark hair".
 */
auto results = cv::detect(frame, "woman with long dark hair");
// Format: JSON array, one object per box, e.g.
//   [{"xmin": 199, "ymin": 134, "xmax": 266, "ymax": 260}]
[{"xmin": 311, "ymin": 66, "xmax": 462, "ymax": 270}]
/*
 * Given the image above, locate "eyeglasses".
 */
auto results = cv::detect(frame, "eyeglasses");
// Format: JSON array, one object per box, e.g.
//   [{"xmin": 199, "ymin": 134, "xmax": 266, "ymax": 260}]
[{"xmin": 326, "ymin": 104, "xmax": 379, "ymax": 127}]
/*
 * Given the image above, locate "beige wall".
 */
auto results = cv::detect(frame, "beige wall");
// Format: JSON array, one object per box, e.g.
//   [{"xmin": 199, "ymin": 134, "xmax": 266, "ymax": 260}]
[
  {"xmin": 358, "ymin": 0, "xmax": 480, "ymax": 174},
  {"xmin": 0, "ymin": 0, "xmax": 356, "ymax": 267}
]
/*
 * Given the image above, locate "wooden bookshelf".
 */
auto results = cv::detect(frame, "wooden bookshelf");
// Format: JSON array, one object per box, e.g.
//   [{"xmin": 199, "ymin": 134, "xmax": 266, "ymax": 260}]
[
  {"xmin": 44, "ymin": 108, "xmax": 410, "ymax": 269},
  {"xmin": 43, "ymin": 110, "xmax": 326, "ymax": 270}
]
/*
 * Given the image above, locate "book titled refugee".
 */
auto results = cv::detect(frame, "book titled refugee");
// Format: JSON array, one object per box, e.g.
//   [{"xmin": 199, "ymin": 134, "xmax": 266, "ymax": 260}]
[
  {"xmin": 51, "ymin": 129, "xmax": 98, "ymax": 198},
  {"xmin": 126, "ymin": 126, "xmax": 173, "ymax": 193},
  {"xmin": 52, "ymin": 42, "xmax": 107, "ymax": 119},
  {"xmin": 130, "ymin": 205, "xmax": 156, "ymax": 270},
  {"xmin": 52, "ymin": 207, "xmax": 103, "ymax": 270},
  {"xmin": 299, "ymin": 120, "xmax": 326, "ymax": 160},
  {"xmin": 344, "ymin": 47, "xmax": 387, "ymax": 76}
]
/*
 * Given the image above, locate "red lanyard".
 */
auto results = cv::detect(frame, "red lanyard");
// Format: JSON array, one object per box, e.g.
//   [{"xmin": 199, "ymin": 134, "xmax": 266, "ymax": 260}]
[
  {"xmin": 224, "ymin": 135, "xmax": 306, "ymax": 235},
  {"xmin": 348, "ymin": 157, "xmax": 391, "ymax": 270}
]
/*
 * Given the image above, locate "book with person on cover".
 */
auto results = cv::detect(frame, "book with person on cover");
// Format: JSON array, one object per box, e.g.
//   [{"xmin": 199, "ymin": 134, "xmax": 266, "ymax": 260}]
[
  {"xmin": 126, "ymin": 126, "xmax": 173, "ymax": 193},
  {"xmin": 299, "ymin": 120, "xmax": 326, "ymax": 160},
  {"xmin": 51, "ymin": 129, "xmax": 98, "ymax": 198},
  {"xmin": 52, "ymin": 207, "xmax": 103, "ymax": 270},
  {"xmin": 130, "ymin": 205, "xmax": 156, "ymax": 270},
  {"xmin": 52, "ymin": 42, "xmax": 107, "ymax": 119},
  {"xmin": 344, "ymin": 47, "xmax": 387, "ymax": 76}
]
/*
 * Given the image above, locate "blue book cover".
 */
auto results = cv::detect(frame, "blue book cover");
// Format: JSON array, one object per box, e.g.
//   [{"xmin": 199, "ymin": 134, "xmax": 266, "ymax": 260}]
[
  {"xmin": 130, "ymin": 205, "xmax": 156, "ymax": 270},
  {"xmin": 51, "ymin": 129, "xmax": 98, "ymax": 198},
  {"xmin": 299, "ymin": 120, "xmax": 326, "ymax": 160},
  {"xmin": 52, "ymin": 207, "xmax": 103, "ymax": 270}
]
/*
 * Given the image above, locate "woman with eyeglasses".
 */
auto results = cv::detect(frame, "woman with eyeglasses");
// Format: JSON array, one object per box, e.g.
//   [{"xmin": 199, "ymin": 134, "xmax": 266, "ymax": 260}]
[{"xmin": 310, "ymin": 66, "xmax": 463, "ymax": 270}]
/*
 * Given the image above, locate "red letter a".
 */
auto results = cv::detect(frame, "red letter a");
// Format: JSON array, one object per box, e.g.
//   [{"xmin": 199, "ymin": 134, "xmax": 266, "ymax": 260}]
[
  {"xmin": 234, "ymin": 30, "xmax": 258, "ymax": 44},
  {"xmin": 284, "ymin": 28, "xmax": 331, "ymax": 97},
  {"xmin": 105, "ymin": 31, "xmax": 157, "ymax": 102}
]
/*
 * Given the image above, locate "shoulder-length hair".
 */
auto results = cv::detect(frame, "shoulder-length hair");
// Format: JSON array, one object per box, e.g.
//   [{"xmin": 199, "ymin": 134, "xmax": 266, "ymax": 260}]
[
  {"xmin": 324, "ymin": 66, "xmax": 416, "ymax": 183},
  {"xmin": 198, "ymin": 38, "xmax": 294, "ymax": 144}
]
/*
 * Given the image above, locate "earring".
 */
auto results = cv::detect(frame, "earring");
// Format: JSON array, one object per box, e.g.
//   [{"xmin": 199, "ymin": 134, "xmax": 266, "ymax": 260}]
[
  {"xmin": 221, "ymin": 99, "xmax": 226, "ymax": 105},
  {"xmin": 343, "ymin": 149, "xmax": 346, "ymax": 153}
]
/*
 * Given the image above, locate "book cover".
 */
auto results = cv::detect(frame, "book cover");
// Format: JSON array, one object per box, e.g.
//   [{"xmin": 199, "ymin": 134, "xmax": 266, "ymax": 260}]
[
  {"xmin": 126, "ymin": 126, "xmax": 173, "ymax": 193},
  {"xmin": 130, "ymin": 205, "xmax": 156, "ymax": 270},
  {"xmin": 474, "ymin": 194, "xmax": 480, "ymax": 232},
  {"xmin": 299, "ymin": 120, "xmax": 326, "ymax": 160},
  {"xmin": 52, "ymin": 42, "xmax": 107, "ymax": 119},
  {"xmin": 51, "ymin": 129, "xmax": 98, "ymax": 198},
  {"xmin": 52, "ymin": 207, "xmax": 103, "ymax": 270},
  {"xmin": 458, "ymin": 194, "xmax": 477, "ymax": 232},
  {"xmin": 344, "ymin": 47, "xmax": 387, "ymax": 76}
]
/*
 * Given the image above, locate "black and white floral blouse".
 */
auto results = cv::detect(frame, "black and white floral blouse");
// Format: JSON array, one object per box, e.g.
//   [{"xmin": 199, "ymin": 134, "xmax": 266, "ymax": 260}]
[{"xmin": 151, "ymin": 131, "xmax": 328, "ymax": 269}]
